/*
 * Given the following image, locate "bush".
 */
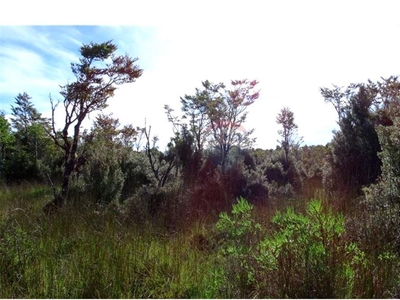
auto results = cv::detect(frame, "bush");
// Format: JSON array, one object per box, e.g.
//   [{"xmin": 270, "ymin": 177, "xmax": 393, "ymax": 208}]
[
  {"xmin": 212, "ymin": 197, "xmax": 372, "ymax": 298},
  {"xmin": 213, "ymin": 197, "xmax": 261, "ymax": 298},
  {"xmin": 362, "ymin": 118, "xmax": 400, "ymax": 253},
  {"xmin": 0, "ymin": 223, "xmax": 36, "ymax": 297},
  {"xmin": 254, "ymin": 199, "xmax": 366, "ymax": 298},
  {"xmin": 84, "ymin": 158, "xmax": 125, "ymax": 205},
  {"xmin": 124, "ymin": 184, "xmax": 188, "ymax": 231}
]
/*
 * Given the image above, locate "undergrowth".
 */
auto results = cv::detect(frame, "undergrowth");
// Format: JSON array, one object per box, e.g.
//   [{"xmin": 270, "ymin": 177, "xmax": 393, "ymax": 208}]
[{"xmin": 0, "ymin": 183, "xmax": 399, "ymax": 298}]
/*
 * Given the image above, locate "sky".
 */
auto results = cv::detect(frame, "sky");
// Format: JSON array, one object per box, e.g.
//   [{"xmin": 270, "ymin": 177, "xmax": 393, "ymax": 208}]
[{"xmin": 1, "ymin": 1, "xmax": 400, "ymax": 150}]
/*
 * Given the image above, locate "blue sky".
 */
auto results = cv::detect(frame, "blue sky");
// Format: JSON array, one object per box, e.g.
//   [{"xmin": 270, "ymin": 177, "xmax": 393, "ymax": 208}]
[{"xmin": 1, "ymin": 1, "xmax": 400, "ymax": 149}]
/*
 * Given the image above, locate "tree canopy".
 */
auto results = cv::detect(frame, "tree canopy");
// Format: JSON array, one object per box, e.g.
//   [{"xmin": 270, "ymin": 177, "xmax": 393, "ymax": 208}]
[{"xmin": 48, "ymin": 40, "xmax": 143, "ymax": 208}]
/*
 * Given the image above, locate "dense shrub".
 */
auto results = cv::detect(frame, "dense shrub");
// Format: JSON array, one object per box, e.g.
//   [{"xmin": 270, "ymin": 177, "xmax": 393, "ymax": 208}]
[
  {"xmin": 211, "ymin": 197, "xmax": 398, "ymax": 298},
  {"xmin": 255, "ymin": 200, "xmax": 360, "ymax": 298},
  {"xmin": 213, "ymin": 197, "xmax": 261, "ymax": 297},
  {"xmin": 362, "ymin": 114, "xmax": 400, "ymax": 257}
]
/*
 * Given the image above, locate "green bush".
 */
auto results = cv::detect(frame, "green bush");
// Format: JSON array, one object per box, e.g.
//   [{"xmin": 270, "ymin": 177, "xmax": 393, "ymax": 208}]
[
  {"xmin": 363, "ymin": 120, "xmax": 400, "ymax": 252},
  {"xmin": 255, "ymin": 199, "xmax": 365, "ymax": 298},
  {"xmin": 212, "ymin": 197, "xmax": 372, "ymax": 298},
  {"xmin": 0, "ymin": 223, "xmax": 36, "ymax": 297},
  {"xmin": 214, "ymin": 197, "xmax": 261, "ymax": 297},
  {"xmin": 84, "ymin": 158, "xmax": 125, "ymax": 205}
]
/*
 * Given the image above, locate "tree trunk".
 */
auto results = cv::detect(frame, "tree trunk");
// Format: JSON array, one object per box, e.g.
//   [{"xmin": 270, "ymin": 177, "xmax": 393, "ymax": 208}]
[
  {"xmin": 59, "ymin": 160, "xmax": 74, "ymax": 205},
  {"xmin": 53, "ymin": 122, "xmax": 81, "ymax": 208}
]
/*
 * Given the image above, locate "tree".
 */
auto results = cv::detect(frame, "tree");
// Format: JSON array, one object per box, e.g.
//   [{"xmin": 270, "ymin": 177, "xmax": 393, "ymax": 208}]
[
  {"xmin": 166, "ymin": 79, "xmax": 259, "ymax": 174},
  {"xmin": 0, "ymin": 111, "xmax": 14, "ymax": 180},
  {"xmin": 9, "ymin": 93, "xmax": 52, "ymax": 181},
  {"xmin": 362, "ymin": 76, "xmax": 400, "ymax": 253},
  {"xmin": 48, "ymin": 40, "xmax": 142, "ymax": 208},
  {"xmin": 276, "ymin": 107, "xmax": 302, "ymax": 163},
  {"xmin": 371, "ymin": 76, "xmax": 400, "ymax": 126},
  {"xmin": 322, "ymin": 83, "xmax": 381, "ymax": 197},
  {"xmin": 82, "ymin": 114, "xmax": 138, "ymax": 204},
  {"xmin": 164, "ymin": 84, "xmax": 217, "ymax": 186},
  {"xmin": 11, "ymin": 92, "xmax": 43, "ymax": 133},
  {"xmin": 143, "ymin": 122, "xmax": 175, "ymax": 188},
  {"xmin": 206, "ymin": 80, "xmax": 259, "ymax": 172},
  {"xmin": 320, "ymin": 85, "xmax": 347, "ymax": 122},
  {"xmin": 179, "ymin": 81, "xmax": 216, "ymax": 153}
]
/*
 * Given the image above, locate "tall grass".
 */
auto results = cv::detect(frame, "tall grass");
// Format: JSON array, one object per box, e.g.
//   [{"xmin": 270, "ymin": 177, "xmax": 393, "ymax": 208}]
[
  {"xmin": 0, "ymin": 183, "xmax": 222, "ymax": 298},
  {"xmin": 1, "ymin": 183, "xmax": 399, "ymax": 298}
]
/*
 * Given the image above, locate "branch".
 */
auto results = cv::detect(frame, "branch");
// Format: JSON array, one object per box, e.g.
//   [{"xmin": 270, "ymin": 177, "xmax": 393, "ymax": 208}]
[
  {"xmin": 143, "ymin": 123, "xmax": 160, "ymax": 183},
  {"xmin": 48, "ymin": 95, "xmax": 65, "ymax": 150},
  {"xmin": 160, "ymin": 156, "xmax": 175, "ymax": 187}
]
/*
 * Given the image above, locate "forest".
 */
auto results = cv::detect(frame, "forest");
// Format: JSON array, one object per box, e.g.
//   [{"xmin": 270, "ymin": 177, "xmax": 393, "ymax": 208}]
[{"xmin": 1, "ymin": 40, "xmax": 400, "ymax": 298}]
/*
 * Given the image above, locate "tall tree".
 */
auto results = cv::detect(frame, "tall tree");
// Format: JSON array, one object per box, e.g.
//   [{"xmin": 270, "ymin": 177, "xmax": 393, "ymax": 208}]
[
  {"xmin": 0, "ymin": 111, "xmax": 14, "ymax": 180},
  {"xmin": 320, "ymin": 85, "xmax": 347, "ymax": 122},
  {"xmin": 206, "ymin": 80, "xmax": 259, "ymax": 172},
  {"xmin": 362, "ymin": 76, "xmax": 400, "ymax": 251},
  {"xmin": 276, "ymin": 107, "xmax": 302, "ymax": 163},
  {"xmin": 323, "ymin": 83, "xmax": 381, "ymax": 197},
  {"xmin": 371, "ymin": 76, "xmax": 400, "ymax": 126},
  {"xmin": 166, "ymin": 79, "xmax": 259, "ymax": 173},
  {"xmin": 11, "ymin": 93, "xmax": 43, "ymax": 133},
  {"xmin": 48, "ymin": 40, "xmax": 142, "ymax": 208},
  {"xmin": 9, "ymin": 93, "xmax": 52, "ymax": 181},
  {"xmin": 179, "ymin": 81, "xmax": 218, "ymax": 153}
]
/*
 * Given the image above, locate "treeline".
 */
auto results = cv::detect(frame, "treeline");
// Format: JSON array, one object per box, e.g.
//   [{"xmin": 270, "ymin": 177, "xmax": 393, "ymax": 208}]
[{"xmin": 0, "ymin": 40, "xmax": 399, "ymax": 231}]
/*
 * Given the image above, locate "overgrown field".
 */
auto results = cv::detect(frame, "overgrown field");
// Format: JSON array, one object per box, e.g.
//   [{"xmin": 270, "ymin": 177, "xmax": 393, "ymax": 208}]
[{"xmin": 1, "ymin": 183, "xmax": 399, "ymax": 298}]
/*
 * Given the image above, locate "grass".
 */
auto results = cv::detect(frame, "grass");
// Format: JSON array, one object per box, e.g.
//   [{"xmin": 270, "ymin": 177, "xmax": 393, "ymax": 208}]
[
  {"xmin": 1, "ymin": 183, "xmax": 399, "ymax": 298},
  {"xmin": 0, "ymin": 183, "xmax": 222, "ymax": 298}
]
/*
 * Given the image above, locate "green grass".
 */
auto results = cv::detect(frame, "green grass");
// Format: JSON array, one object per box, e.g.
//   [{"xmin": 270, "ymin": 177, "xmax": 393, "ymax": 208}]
[
  {"xmin": 0, "ymin": 183, "xmax": 222, "ymax": 298},
  {"xmin": 0, "ymin": 183, "xmax": 399, "ymax": 298}
]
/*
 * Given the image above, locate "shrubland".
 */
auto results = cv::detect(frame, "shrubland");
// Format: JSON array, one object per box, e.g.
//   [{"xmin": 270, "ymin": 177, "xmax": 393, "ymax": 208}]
[{"xmin": 1, "ymin": 40, "xmax": 400, "ymax": 298}]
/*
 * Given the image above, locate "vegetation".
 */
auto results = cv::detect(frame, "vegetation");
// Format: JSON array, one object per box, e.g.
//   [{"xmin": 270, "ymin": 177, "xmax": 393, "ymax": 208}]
[
  {"xmin": 1, "ymin": 40, "xmax": 400, "ymax": 298},
  {"xmin": 47, "ymin": 40, "xmax": 142, "ymax": 208}
]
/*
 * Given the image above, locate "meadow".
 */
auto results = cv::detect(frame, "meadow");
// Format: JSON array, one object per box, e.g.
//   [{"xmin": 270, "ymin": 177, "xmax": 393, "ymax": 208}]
[{"xmin": 1, "ymin": 183, "xmax": 399, "ymax": 298}]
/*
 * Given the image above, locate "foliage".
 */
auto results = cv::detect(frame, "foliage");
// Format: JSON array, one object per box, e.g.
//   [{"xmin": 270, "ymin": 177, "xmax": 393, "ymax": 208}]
[
  {"xmin": 169, "ymin": 126, "xmax": 200, "ymax": 187},
  {"xmin": 274, "ymin": 108, "xmax": 304, "ymax": 196},
  {"xmin": 205, "ymin": 80, "xmax": 259, "ymax": 172},
  {"xmin": 322, "ymin": 83, "xmax": 382, "ymax": 198},
  {"xmin": 6, "ymin": 93, "xmax": 56, "ymax": 182},
  {"xmin": 177, "ymin": 81, "xmax": 212, "ymax": 152},
  {"xmin": 255, "ymin": 199, "xmax": 365, "ymax": 298},
  {"xmin": 276, "ymin": 106, "xmax": 303, "ymax": 163},
  {"xmin": 320, "ymin": 84, "xmax": 348, "ymax": 122},
  {"xmin": 167, "ymin": 79, "xmax": 259, "ymax": 173},
  {"xmin": 81, "ymin": 114, "xmax": 136, "ymax": 204},
  {"xmin": 244, "ymin": 147, "xmax": 302, "ymax": 200},
  {"xmin": 216, "ymin": 197, "xmax": 260, "ymax": 252},
  {"xmin": 240, "ymin": 149, "xmax": 269, "ymax": 204},
  {"xmin": 142, "ymin": 123, "xmax": 176, "ymax": 188},
  {"xmin": 1, "ymin": 184, "xmax": 400, "ymax": 298},
  {"xmin": 48, "ymin": 40, "xmax": 142, "ymax": 207},
  {"xmin": 84, "ymin": 151, "xmax": 125, "ymax": 205},
  {"xmin": 3, "ymin": 34, "xmax": 400, "ymax": 299},
  {"xmin": 214, "ymin": 197, "xmax": 261, "ymax": 297},
  {"xmin": 119, "ymin": 150, "xmax": 152, "ymax": 200},
  {"xmin": 0, "ymin": 184, "xmax": 220, "ymax": 298},
  {"xmin": 0, "ymin": 111, "xmax": 14, "ymax": 181},
  {"xmin": 321, "ymin": 76, "xmax": 400, "ymax": 201},
  {"xmin": 296, "ymin": 144, "xmax": 330, "ymax": 198},
  {"xmin": 363, "ymin": 85, "xmax": 400, "ymax": 255},
  {"xmin": 11, "ymin": 92, "xmax": 43, "ymax": 133}
]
